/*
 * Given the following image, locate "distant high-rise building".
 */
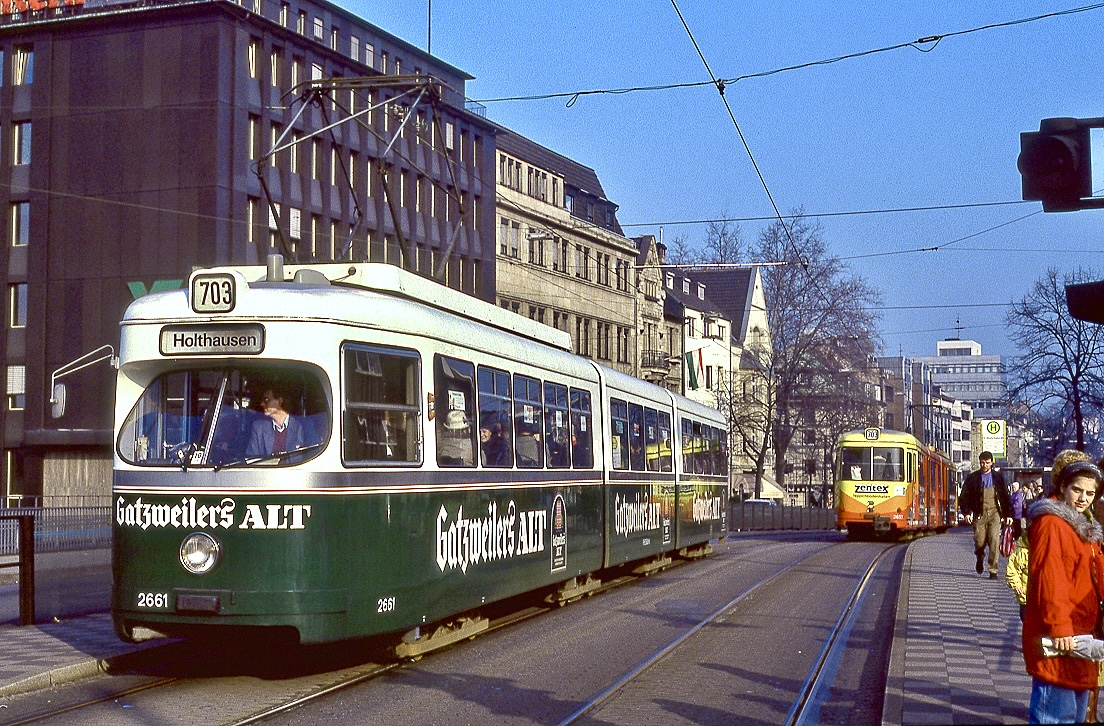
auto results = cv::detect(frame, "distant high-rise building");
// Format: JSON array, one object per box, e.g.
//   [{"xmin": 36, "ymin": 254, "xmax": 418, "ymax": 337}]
[{"xmin": 914, "ymin": 340, "xmax": 1008, "ymax": 420}]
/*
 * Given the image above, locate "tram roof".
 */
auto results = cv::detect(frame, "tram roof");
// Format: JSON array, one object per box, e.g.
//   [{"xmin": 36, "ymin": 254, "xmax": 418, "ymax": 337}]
[
  {"xmin": 123, "ymin": 261, "xmax": 574, "ymax": 353},
  {"xmin": 836, "ymin": 428, "xmax": 923, "ymax": 447}
]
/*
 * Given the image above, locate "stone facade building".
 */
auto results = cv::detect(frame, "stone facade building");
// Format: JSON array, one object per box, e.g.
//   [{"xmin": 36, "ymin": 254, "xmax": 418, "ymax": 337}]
[{"xmin": 492, "ymin": 125, "xmax": 637, "ymax": 375}]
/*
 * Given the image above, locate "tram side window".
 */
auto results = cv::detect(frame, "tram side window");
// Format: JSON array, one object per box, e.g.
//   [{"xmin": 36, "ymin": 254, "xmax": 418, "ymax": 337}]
[
  {"xmin": 707, "ymin": 426, "xmax": 722, "ymax": 476},
  {"xmin": 644, "ymin": 407, "xmax": 659, "ymax": 472},
  {"xmin": 570, "ymin": 388, "xmax": 594, "ymax": 469},
  {"xmin": 688, "ymin": 421, "xmax": 706, "ymax": 472},
  {"xmin": 657, "ymin": 411, "xmax": 673, "ymax": 472},
  {"xmin": 544, "ymin": 382, "xmax": 570, "ymax": 469},
  {"xmin": 715, "ymin": 426, "xmax": 728, "ymax": 477},
  {"xmin": 343, "ymin": 345, "xmax": 421, "ymax": 465},
  {"xmin": 610, "ymin": 398, "xmax": 629, "ymax": 471},
  {"xmin": 628, "ymin": 403, "xmax": 646, "ymax": 471},
  {"xmin": 434, "ymin": 355, "xmax": 476, "ymax": 467},
  {"xmin": 681, "ymin": 418, "xmax": 693, "ymax": 472},
  {"xmin": 478, "ymin": 365, "xmax": 513, "ymax": 467},
  {"xmin": 513, "ymin": 374, "xmax": 543, "ymax": 468}
]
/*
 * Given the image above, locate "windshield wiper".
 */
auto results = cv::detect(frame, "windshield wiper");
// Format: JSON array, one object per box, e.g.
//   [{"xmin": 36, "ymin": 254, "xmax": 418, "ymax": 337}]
[{"xmin": 212, "ymin": 443, "xmax": 325, "ymax": 472}]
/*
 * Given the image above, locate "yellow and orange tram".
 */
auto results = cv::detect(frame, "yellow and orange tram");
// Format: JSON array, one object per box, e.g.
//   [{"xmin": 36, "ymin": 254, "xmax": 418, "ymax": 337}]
[{"xmin": 834, "ymin": 428, "xmax": 956, "ymax": 538}]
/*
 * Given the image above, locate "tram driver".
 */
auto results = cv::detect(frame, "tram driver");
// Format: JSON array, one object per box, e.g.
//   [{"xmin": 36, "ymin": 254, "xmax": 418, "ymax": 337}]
[{"xmin": 247, "ymin": 386, "xmax": 308, "ymax": 457}]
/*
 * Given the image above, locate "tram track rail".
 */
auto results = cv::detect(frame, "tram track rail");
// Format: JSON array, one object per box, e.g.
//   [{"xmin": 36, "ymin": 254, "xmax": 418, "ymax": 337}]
[
  {"xmin": 557, "ymin": 540, "xmax": 899, "ymax": 726},
  {"xmin": 785, "ymin": 543, "xmax": 898, "ymax": 726}
]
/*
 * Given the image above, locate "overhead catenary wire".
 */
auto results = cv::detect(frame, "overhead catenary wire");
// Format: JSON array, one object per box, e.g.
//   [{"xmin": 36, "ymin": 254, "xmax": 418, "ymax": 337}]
[
  {"xmin": 668, "ymin": 0, "xmax": 805, "ymax": 267},
  {"xmin": 471, "ymin": 3, "xmax": 1104, "ymax": 107}
]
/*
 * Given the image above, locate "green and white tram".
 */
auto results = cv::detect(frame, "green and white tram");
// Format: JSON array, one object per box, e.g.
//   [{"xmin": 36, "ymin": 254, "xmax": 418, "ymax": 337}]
[{"xmin": 112, "ymin": 257, "xmax": 727, "ymax": 646}]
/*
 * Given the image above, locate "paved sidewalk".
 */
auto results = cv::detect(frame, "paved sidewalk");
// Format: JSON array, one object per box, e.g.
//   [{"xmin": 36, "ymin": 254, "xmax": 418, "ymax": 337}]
[
  {"xmin": 0, "ymin": 613, "xmax": 168, "ymax": 698},
  {"xmin": 883, "ymin": 527, "xmax": 1031, "ymax": 724}
]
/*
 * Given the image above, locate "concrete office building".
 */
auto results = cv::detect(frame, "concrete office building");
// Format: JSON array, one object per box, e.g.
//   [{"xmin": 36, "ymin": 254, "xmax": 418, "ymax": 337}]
[{"xmin": 0, "ymin": 0, "xmax": 494, "ymax": 503}]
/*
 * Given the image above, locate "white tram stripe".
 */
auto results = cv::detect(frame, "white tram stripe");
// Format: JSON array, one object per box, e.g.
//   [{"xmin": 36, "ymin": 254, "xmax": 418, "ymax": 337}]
[{"xmin": 113, "ymin": 480, "xmax": 604, "ymax": 496}]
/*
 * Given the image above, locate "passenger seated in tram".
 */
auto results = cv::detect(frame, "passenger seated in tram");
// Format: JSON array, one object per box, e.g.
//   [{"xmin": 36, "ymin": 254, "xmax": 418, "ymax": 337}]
[
  {"xmin": 480, "ymin": 421, "xmax": 512, "ymax": 467},
  {"xmin": 437, "ymin": 410, "xmax": 475, "ymax": 466},
  {"xmin": 547, "ymin": 431, "xmax": 570, "ymax": 468},
  {"xmin": 515, "ymin": 424, "xmax": 540, "ymax": 467}
]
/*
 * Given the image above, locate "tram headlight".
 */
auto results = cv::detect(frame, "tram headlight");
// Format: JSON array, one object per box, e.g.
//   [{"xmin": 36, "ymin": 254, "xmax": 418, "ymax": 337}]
[{"xmin": 180, "ymin": 532, "xmax": 221, "ymax": 574}]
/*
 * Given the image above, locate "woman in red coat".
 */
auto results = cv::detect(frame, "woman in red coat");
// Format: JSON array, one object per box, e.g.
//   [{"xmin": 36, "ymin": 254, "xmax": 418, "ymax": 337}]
[{"xmin": 1023, "ymin": 460, "xmax": 1104, "ymax": 723}]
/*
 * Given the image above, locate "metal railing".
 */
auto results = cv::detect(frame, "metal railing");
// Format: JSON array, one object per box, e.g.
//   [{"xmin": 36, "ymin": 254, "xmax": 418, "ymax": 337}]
[
  {"xmin": 0, "ymin": 506, "xmax": 111, "ymax": 555},
  {"xmin": 728, "ymin": 501, "xmax": 837, "ymax": 532}
]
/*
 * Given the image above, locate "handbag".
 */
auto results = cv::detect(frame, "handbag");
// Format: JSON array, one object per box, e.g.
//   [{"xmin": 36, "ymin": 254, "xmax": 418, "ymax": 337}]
[{"xmin": 1000, "ymin": 525, "xmax": 1015, "ymax": 557}]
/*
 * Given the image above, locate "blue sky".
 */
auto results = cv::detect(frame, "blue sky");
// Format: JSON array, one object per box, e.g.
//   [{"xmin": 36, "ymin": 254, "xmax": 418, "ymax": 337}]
[{"xmin": 348, "ymin": 0, "xmax": 1104, "ymax": 359}]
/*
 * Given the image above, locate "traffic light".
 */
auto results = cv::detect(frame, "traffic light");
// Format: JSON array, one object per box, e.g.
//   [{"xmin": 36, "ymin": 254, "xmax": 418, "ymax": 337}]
[
  {"xmin": 1018, "ymin": 118, "xmax": 1092, "ymax": 212},
  {"xmin": 1066, "ymin": 279, "xmax": 1104, "ymax": 324}
]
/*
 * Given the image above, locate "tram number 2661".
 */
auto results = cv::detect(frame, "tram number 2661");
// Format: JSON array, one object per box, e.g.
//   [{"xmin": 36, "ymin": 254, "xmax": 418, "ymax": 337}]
[
  {"xmin": 137, "ymin": 592, "xmax": 169, "ymax": 608},
  {"xmin": 377, "ymin": 596, "xmax": 396, "ymax": 613},
  {"xmin": 191, "ymin": 273, "xmax": 237, "ymax": 314}
]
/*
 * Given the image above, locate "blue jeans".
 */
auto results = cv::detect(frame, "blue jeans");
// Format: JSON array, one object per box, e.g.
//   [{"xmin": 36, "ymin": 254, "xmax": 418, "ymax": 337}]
[{"xmin": 1030, "ymin": 678, "xmax": 1089, "ymax": 723}]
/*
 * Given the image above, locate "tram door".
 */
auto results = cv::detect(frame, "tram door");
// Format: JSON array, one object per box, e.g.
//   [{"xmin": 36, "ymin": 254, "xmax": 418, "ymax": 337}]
[{"xmin": 909, "ymin": 450, "xmax": 921, "ymax": 526}]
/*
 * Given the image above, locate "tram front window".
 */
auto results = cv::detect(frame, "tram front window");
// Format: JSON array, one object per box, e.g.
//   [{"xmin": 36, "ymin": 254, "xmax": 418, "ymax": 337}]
[
  {"xmin": 117, "ymin": 365, "xmax": 329, "ymax": 468},
  {"xmin": 840, "ymin": 446, "xmax": 905, "ymax": 482}
]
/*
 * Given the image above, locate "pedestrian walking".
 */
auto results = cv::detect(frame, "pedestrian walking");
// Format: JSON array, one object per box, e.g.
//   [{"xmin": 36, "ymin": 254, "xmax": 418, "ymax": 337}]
[
  {"xmin": 1012, "ymin": 480, "xmax": 1027, "ymax": 539},
  {"xmin": 1022, "ymin": 460, "xmax": 1104, "ymax": 723},
  {"xmin": 959, "ymin": 451, "xmax": 1013, "ymax": 579}
]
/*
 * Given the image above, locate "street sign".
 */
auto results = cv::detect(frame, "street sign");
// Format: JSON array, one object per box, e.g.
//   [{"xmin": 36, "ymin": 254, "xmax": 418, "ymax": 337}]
[{"xmin": 980, "ymin": 419, "xmax": 1007, "ymax": 458}]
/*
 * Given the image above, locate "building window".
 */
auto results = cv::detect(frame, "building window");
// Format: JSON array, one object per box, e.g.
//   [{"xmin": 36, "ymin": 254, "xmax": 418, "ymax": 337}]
[
  {"xmin": 289, "ymin": 133, "xmax": 300, "ymax": 173},
  {"xmin": 297, "ymin": 10, "xmax": 306, "ymax": 34},
  {"xmin": 12, "ymin": 122, "xmax": 30, "ymax": 165},
  {"xmin": 313, "ymin": 16, "xmax": 324, "ymax": 41},
  {"xmin": 13, "ymin": 47, "xmax": 32, "ymax": 85},
  {"xmin": 289, "ymin": 208, "xmax": 301, "ymax": 242},
  {"xmin": 279, "ymin": 2, "xmax": 288, "ymax": 26},
  {"xmin": 6, "ymin": 365, "xmax": 24, "ymax": 410},
  {"xmin": 365, "ymin": 43, "xmax": 375, "ymax": 70},
  {"xmin": 248, "ymin": 115, "xmax": 259, "ymax": 161},
  {"xmin": 9, "ymin": 283, "xmax": 26, "ymax": 328},
  {"xmin": 246, "ymin": 196, "xmax": 258, "ymax": 245},
  {"xmin": 270, "ymin": 49, "xmax": 281, "ymax": 88},
  {"xmin": 270, "ymin": 123, "xmax": 281, "ymax": 167},
  {"xmin": 351, "ymin": 35, "xmax": 360, "ymax": 61},
  {"xmin": 10, "ymin": 202, "xmax": 28, "ymax": 247},
  {"xmin": 248, "ymin": 39, "xmax": 259, "ymax": 78}
]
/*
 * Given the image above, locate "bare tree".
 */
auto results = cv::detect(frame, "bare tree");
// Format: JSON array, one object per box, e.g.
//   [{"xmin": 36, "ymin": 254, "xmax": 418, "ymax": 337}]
[
  {"xmin": 1007, "ymin": 267, "xmax": 1104, "ymax": 452},
  {"xmin": 703, "ymin": 218, "xmax": 744, "ymax": 264},
  {"xmin": 665, "ymin": 234, "xmax": 701, "ymax": 266},
  {"xmin": 750, "ymin": 215, "xmax": 883, "ymax": 491},
  {"xmin": 716, "ymin": 334, "xmax": 774, "ymax": 497}
]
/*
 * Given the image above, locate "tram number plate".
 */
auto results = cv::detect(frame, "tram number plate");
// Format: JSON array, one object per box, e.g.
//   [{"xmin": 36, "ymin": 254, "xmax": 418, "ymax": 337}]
[
  {"xmin": 137, "ymin": 592, "xmax": 169, "ymax": 609},
  {"xmin": 191, "ymin": 273, "xmax": 236, "ymax": 314}
]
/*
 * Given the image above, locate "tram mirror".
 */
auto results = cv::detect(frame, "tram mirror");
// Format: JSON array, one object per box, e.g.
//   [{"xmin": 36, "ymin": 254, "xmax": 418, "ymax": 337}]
[{"xmin": 50, "ymin": 383, "xmax": 67, "ymax": 419}]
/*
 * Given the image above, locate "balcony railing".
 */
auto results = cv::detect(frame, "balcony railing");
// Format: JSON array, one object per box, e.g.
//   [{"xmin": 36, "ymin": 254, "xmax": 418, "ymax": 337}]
[{"xmin": 641, "ymin": 349, "xmax": 674, "ymax": 370}]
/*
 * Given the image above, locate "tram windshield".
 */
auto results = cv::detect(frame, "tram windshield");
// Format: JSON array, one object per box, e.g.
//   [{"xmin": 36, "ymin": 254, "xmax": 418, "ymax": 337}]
[
  {"xmin": 117, "ymin": 365, "xmax": 329, "ymax": 468},
  {"xmin": 839, "ymin": 446, "xmax": 905, "ymax": 482}
]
